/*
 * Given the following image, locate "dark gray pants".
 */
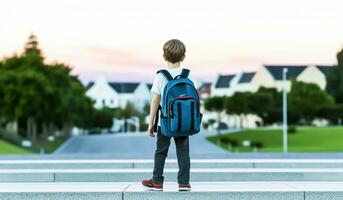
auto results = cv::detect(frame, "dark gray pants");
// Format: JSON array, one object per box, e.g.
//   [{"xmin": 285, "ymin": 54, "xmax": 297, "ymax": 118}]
[{"xmin": 152, "ymin": 127, "xmax": 190, "ymax": 184}]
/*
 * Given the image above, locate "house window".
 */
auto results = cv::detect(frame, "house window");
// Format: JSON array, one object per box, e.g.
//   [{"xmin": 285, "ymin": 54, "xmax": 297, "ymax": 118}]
[
  {"xmin": 110, "ymin": 99, "xmax": 114, "ymax": 104},
  {"xmin": 102, "ymin": 99, "xmax": 105, "ymax": 105}
]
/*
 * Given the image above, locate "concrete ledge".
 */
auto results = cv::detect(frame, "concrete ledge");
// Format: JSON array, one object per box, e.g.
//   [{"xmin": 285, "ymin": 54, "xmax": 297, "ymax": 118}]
[
  {"xmin": 2, "ymin": 182, "xmax": 343, "ymax": 200},
  {"xmin": 0, "ymin": 172, "xmax": 53, "ymax": 182},
  {"xmin": 2, "ymin": 159, "xmax": 343, "ymax": 169},
  {"xmin": 3, "ymin": 153, "xmax": 343, "ymax": 160},
  {"xmin": 0, "ymin": 159, "xmax": 253, "ymax": 169},
  {"xmin": 0, "ymin": 183, "xmax": 125, "ymax": 200},
  {"xmin": 3, "ymin": 168, "xmax": 343, "ymax": 182},
  {"xmin": 0, "ymin": 192, "xmax": 120, "ymax": 200}
]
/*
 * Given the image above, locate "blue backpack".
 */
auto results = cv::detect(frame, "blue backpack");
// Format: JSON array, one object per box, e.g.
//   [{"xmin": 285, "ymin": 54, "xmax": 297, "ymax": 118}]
[{"xmin": 154, "ymin": 69, "xmax": 202, "ymax": 137}]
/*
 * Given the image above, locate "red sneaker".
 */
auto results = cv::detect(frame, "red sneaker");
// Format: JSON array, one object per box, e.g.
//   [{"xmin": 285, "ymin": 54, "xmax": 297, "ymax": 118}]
[
  {"xmin": 178, "ymin": 183, "xmax": 191, "ymax": 191},
  {"xmin": 142, "ymin": 179, "xmax": 163, "ymax": 191}
]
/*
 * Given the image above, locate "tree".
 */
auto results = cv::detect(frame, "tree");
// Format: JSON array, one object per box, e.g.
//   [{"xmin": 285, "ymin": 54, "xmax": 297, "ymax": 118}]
[
  {"xmin": 24, "ymin": 34, "xmax": 44, "ymax": 61},
  {"xmin": 90, "ymin": 108, "xmax": 113, "ymax": 131},
  {"xmin": 0, "ymin": 68, "xmax": 54, "ymax": 141},
  {"xmin": 120, "ymin": 102, "xmax": 139, "ymax": 132},
  {"xmin": 327, "ymin": 48, "xmax": 343, "ymax": 103},
  {"xmin": 121, "ymin": 102, "xmax": 138, "ymax": 119},
  {"xmin": 224, "ymin": 92, "xmax": 251, "ymax": 128},
  {"xmin": 0, "ymin": 34, "xmax": 96, "ymax": 141},
  {"xmin": 318, "ymin": 104, "xmax": 343, "ymax": 125},
  {"xmin": 289, "ymin": 81, "xmax": 334, "ymax": 123},
  {"xmin": 248, "ymin": 92, "xmax": 274, "ymax": 117},
  {"xmin": 254, "ymin": 87, "xmax": 282, "ymax": 125},
  {"xmin": 204, "ymin": 96, "xmax": 225, "ymax": 133},
  {"xmin": 257, "ymin": 87, "xmax": 282, "ymax": 107}
]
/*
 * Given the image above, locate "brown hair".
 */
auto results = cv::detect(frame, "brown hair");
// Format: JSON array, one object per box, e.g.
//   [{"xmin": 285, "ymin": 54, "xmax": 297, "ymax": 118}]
[{"xmin": 163, "ymin": 39, "xmax": 186, "ymax": 64}]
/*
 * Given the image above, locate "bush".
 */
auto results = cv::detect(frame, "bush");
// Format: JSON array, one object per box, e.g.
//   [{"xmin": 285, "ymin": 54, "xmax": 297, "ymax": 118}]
[
  {"xmin": 318, "ymin": 104, "xmax": 343, "ymax": 125},
  {"xmin": 230, "ymin": 139, "xmax": 239, "ymax": 148},
  {"xmin": 263, "ymin": 109, "xmax": 282, "ymax": 124},
  {"xmin": 88, "ymin": 128, "xmax": 101, "ymax": 135},
  {"xmin": 251, "ymin": 141, "xmax": 264, "ymax": 149},
  {"xmin": 220, "ymin": 137, "xmax": 230, "ymax": 144},
  {"xmin": 0, "ymin": 129, "xmax": 24, "ymax": 146},
  {"xmin": 288, "ymin": 126, "xmax": 297, "ymax": 134},
  {"xmin": 203, "ymin": 122, "xmax": 209, "ymax": 129},
  {"xmin": 139, "ymin": 123, "xmax": 149, "ymax": 132},
  {"xmin": 208, "ymin": 119, "xmax": 216, "ymax": 125}
]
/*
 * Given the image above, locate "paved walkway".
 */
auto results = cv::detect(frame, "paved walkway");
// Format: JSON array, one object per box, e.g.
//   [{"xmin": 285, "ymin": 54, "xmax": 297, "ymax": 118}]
[
  {"xmin": 1, "ymin": 182, "xmax": 343, "ymax": 200},
  {"xmin": 53, "ymin": 130, "xmax": 232, "ymax": 158}
]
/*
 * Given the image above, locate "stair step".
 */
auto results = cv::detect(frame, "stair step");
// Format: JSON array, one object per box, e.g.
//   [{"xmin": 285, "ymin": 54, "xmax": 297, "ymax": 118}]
[
  {"xmin": 2, "ymin": 168, "xmax": 343, "ymax": 182},
  {"xmin": 1, "ymin": 182, "xmax": 343, "ymax": 200},
  {"xmin": 2, "ymin": 159, "xmax": 343, "ymax": 169}
]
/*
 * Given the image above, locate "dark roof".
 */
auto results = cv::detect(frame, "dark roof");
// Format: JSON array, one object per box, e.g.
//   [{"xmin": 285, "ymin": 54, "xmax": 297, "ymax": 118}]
[
  {"xmin": 317, "ymin": 65, "xmax": 333, "ymax": 76},
  {"xmin": 238, "ymin": 72, "xmax": 256, "ymax": 83},
  {"xmin": 198, "ymin": 82, "xmax": 211, "ymax": 91},
  {"xmin": 265, "ymin": 65, "xmax": 307, "ymax": 80},
  {"xmin": 86, "ymin": 82, "xmax": 94, "ymax": 90},
  {"xmin": 109, "ymin": 82, "xmax": 139, "ymax": 93},
  {"xmin": 147, "ymin": 83, "xmax": 153, "ymax": 90},
  {"xmin": 215, "ymin": 75, "xmax": 236, "ymax": 88}
]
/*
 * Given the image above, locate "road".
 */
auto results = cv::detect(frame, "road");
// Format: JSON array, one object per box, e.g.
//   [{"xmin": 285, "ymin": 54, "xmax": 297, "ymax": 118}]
[{"xmin": 53, "ymin": 131, "xmax": 231, "ymax": 159}]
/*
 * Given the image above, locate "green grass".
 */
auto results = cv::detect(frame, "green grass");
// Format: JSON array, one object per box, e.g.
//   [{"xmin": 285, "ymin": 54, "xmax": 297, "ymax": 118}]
[
  {"xmin": 0, "ymin": 129, "xmax": 66, "ymax": 154},
  {"xmin": 33, "ymin": 137, "xmax": 66, "ymax": 153},
  {"xmin": 207, "ymin": 127, "xmax": 343, "ymax": 152},
  {"xmin": 0, "ymin": 140, "xmax": 33, "ymax": 154}
]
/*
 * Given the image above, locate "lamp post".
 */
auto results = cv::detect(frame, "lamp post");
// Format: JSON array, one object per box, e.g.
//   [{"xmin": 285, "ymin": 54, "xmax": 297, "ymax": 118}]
[{"xmin": 282, "ymin": 68, "xmax": 288, "ymax": 153}]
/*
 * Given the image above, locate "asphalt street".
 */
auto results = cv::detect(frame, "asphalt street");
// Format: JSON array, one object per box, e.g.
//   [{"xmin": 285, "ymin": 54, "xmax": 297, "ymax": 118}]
[{"xmin": 53, "ymin": 131, "xmax": 230, "ymax": 159}]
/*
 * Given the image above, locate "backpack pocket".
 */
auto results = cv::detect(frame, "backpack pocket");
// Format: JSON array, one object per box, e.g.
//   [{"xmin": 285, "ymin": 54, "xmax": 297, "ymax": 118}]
[{"xmin": 170, "ymin": 97, "xmax": 200, "ymax": 134}]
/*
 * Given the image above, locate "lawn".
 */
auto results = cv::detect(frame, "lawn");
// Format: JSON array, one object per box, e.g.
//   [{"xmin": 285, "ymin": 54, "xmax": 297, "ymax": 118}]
[
  {"xmin": 207, "ymin": 127, "xmax": 343, "ymax": 152},
  {"xmin": 33, "ymin": 137, "xmax": 66, "ymax": 153},
  {"xmin": 0, "ymin": 140, "xmax": 33, "ymax": 154},
  {"xmin": 0, "ymin": 129, "xmax": 67, "ymax": 154}
]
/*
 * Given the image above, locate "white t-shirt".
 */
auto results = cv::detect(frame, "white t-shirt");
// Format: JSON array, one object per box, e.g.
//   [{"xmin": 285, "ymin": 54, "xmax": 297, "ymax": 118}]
[
  {"xmin": 150, "ymin": 67, "xmax": 194, "ymax": 100},
  {"xmin": 150, "ymin": 67, "xmax": 194, "ymax": 126}
]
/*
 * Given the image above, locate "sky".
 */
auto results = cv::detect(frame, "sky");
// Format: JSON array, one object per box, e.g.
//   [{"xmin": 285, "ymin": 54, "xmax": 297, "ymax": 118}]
[{"xmin": 1, "ymin": 0, "xmax": 343, "ymax": 84}]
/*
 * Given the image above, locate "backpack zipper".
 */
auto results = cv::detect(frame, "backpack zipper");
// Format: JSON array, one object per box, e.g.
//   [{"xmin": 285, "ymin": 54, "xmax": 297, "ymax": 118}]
[
  {"xmin": 177, "ymin": 103, "xmax": 182, "ymax": 132},
  {"xmin": 163, "ymin": 82, "xmax": 200, "ymax": 116},
  {"xmin": 170, "ymin": 96, "xmax": 195, "ymax": 118}
]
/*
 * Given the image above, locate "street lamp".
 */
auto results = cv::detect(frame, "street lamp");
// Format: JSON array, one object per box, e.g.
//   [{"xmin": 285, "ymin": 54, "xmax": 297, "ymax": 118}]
[{"xmin": 282, "ymin": 68, "xmax": 288, "ymax": 153}]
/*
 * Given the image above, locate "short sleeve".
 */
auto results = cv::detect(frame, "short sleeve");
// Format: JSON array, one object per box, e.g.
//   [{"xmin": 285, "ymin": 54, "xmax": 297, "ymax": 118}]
[{"xmin": 150, "ymin": 74, "xmax": 162, "ymax": 95}]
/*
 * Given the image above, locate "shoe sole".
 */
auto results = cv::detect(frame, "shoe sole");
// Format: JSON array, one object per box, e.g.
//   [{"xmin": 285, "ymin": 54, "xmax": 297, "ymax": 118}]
[
  {"xmin": 143, "ymin": 186, "xmax": 163, "ymax": 191},
  {"xmin": 178, "ymin": 188, "xmax": 191, "ymax": 191}
]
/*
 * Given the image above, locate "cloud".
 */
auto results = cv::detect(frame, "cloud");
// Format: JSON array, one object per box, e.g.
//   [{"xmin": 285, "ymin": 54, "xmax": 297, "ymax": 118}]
[{"xmin": 79, "ymin": 46, "xmax": 159, "ymax": 70}]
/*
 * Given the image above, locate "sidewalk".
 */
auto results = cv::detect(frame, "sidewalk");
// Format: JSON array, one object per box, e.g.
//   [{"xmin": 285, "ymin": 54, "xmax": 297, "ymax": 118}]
[{"xmin": 1, "ymin": 182, "xmax": 343, "ymax": 200}]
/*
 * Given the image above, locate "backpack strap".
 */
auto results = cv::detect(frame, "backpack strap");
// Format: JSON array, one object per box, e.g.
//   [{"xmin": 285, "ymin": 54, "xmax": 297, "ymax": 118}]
[
  {"xmin": 153, "ymin": 105, "xmax": 161, "ymax": 133},
  {"xmin": 180, "ymin": 69, "xmax": 190, "ymax": 78},
  {"xmin": 157, "ymin": 70, "xmax": 173, "ymax": 81},
  {"xmin": 174, "ymin": 68, "xmax": 190, "ymax": 79}
]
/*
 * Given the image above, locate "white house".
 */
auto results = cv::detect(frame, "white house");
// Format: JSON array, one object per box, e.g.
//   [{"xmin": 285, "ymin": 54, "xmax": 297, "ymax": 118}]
[
  {"xmin": 232, "ymin": 72, "xmax": 256, "ymax": 93},
  {"xmin": 206, "ymin": 65, "xmax": 332, "ymax": 129},
  {"xmin": 211, "ymin": 72, "xmax": 257, "ymax": 97},
  {"xmin": 86, "ymin": 75, "xmax": 151, "ymax": 112},
  {"xmin": 211, "ymin": 74, "xmax": 237, "ymax": 96},
  {"xmin": 297, "ymin": 65, "xmax": 331, "ymax": 90},
  {"xmin": 251, "ymin": 65, "xmax": 332, "ymax": 92}
]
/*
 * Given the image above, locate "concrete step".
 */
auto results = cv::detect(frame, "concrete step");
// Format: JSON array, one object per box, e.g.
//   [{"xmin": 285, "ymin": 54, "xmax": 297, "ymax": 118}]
[
  {"xmin": 1, "ymin": 182, "xmax": 343, "ymax": 200},
  {"xmin": 0, "ymin": 182, "xmax": 125, "ymax": 200},
  {"xmin": 2, "ymin": 168, "xmax": 343, "ymax": 182},
  {"xmin": 2, "ymin": 159, "xmax": 343, "ymax": 169}
]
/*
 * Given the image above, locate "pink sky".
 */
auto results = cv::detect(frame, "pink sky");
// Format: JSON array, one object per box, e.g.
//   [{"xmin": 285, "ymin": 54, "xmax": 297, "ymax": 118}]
[{"xmin": 1, "ymin": 0, "xmax": 343, "ymax": 84}]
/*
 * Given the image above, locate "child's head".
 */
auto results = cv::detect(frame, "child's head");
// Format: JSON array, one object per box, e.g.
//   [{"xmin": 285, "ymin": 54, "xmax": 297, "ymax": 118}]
[{"xmin": 163, "ymin": 39, "xmax": 186, "ymax": 64}]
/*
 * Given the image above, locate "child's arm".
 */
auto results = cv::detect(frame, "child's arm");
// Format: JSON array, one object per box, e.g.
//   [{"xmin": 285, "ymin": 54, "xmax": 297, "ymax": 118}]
[{"xmin": 148, "ymin": 93, "xmax": 161, "ymax": 137}]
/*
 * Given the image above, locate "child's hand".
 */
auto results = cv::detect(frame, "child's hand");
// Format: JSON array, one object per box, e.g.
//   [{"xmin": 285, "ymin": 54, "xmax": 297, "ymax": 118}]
[{"xmin": 148, "ymin": 124, "xmax": 155, "ymax": 137}]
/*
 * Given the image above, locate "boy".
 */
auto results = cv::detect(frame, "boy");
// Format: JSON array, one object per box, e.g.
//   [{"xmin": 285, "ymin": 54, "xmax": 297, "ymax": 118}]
[{"xmin": 142, "ymin": 39, "xmax": 192, "ymax": 191}]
